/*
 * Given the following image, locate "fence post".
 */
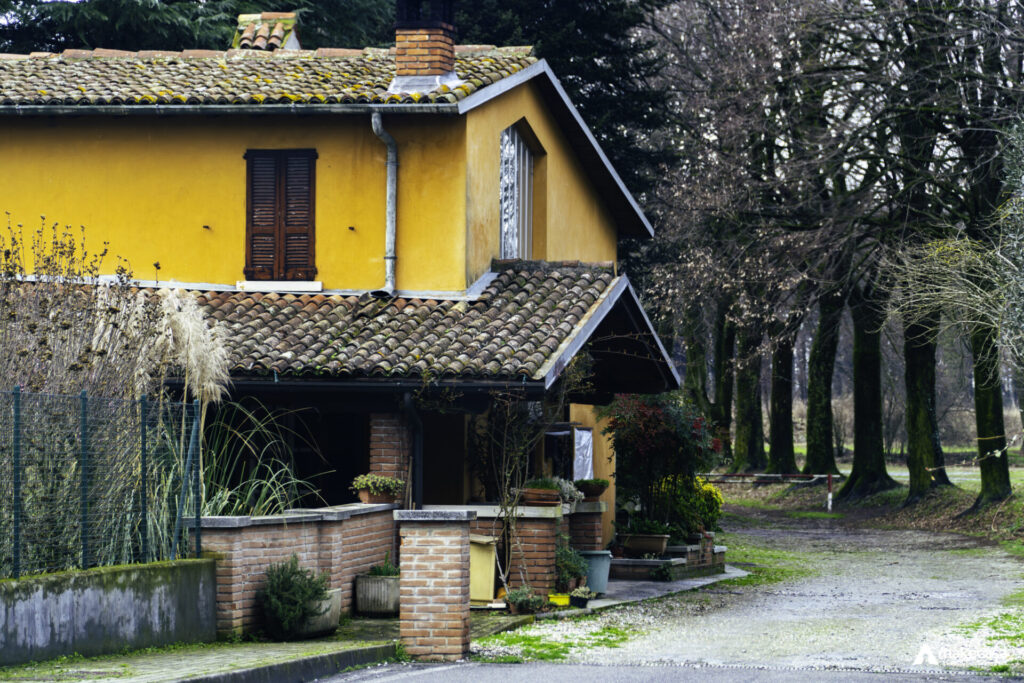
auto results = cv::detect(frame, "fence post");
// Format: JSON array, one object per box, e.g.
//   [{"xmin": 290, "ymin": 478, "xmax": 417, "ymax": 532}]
[
  {"xmin": 140, "ymin": 395, "xmax": 149, "ymax": 564},
  {"xmin": 80, "ymin": 390, "xmax": 89, "ymax": 569},
  {"xmin": 12, "ymin": 386, "xmax": 21, "ymax": 579},
  {"xmin": 192, "ymin": 400, "xmax": 201, "ymax": 558}
]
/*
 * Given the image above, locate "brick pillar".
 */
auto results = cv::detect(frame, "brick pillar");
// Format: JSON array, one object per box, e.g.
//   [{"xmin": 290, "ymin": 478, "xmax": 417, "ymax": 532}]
[
  {"xmin": 569, "ymin": 502, "xmax": 607, "ymax": 551},
  {"xmin": 369, "ymin": 413, "xmax": 411, "ymax": 491},
  {"xmin": 395, "ymin": 510, "xmax": 475, "ymax": 662}
]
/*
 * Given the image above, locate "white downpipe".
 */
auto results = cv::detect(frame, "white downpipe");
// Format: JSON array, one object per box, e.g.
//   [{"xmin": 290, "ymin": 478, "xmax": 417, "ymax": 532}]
[{"xmin": 371, "ymin": 112, "xmax": 398, "ymax": 297}]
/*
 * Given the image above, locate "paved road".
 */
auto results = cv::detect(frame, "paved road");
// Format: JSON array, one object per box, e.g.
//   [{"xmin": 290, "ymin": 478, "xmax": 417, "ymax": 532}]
[
  {"xmin": 324, "ymin": 661, "xmax": 1010, "ymax": 682},
  {"xmin": 327, "ymin": 510, "xmax": 1024, "ymax": 681}
]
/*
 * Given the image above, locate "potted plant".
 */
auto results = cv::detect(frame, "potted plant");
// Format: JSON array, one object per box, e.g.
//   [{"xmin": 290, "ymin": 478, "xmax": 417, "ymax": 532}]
[
  {"xmin": 617, "ymin": 517, "xmax": 672, "ymax": 556},
  {"xmin": 519, "ymin": 477, "xmax": 561, "ymax": 506},
  {"xmin": 350, "ymin": 473, "xmax": 404, "ymax": 504},
  {"xmin": 574, "ymin": 478, "xmax": 609, "ymax": 501},
  {"xmin": 570, "ymin": 587, "xmax": 596, "ymax": 608},
  {"xmin": 554, "ymin": 477, "xmax": 585, "ymax": 511},
  {"xmin": 258, "ymin": 554, "xmax": 338, "ymax": 640},
  {"xmin": 555, "ymin": 539, "xmax": 588, "ymax": 593},
  {"xmin": 505, "ymin": 586, "xmax": 545, "ymax": 615},
  {"xmin": 355, "ymin": 551, "xmax": 400, "ymax": 616}
]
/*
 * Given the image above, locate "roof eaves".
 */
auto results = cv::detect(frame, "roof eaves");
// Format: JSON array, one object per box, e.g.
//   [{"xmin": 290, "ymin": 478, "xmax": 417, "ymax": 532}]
[
  {"xmin": 457, "ymin": 59, "xmax": 654, "ymax": 239},
  {"xmin": 537, "ymin": 275, "xmax": 680, "ymax": 391},
  {"xmin": 0, "ymin": 102, "xmax": 459, "ymax": 116}
]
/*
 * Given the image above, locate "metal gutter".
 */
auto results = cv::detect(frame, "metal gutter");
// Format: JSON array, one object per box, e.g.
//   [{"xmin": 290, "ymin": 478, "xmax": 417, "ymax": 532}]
[{"xmin": 0, "ymin": 103, "xmax": 459, "ymax": 116}]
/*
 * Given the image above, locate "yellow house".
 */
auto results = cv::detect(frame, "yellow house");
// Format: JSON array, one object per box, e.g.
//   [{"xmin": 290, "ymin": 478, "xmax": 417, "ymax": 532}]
[{"xmin": 0, "ymin": 5, "xmax": 677, "ymax": 543}]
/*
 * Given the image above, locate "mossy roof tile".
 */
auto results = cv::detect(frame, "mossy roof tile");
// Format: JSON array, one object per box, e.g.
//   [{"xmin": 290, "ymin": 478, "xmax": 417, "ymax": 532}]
[{"xmin": 186, "ymin": 261, "xmax": 613, "ymax": 382}]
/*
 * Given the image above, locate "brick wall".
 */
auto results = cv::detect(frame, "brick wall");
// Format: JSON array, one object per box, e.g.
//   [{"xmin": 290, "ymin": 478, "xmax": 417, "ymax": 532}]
[
  {"xmin": 396, "ymin": 510, "xmax": 474, "ymax": 662},
  {"xmin": 369, "ymin": 414, "xmax": 411, "ymax": 495},
  {"xmin": 569, "ymin": 511, "xmax": 604, "ymax": 551},
  {"xmin": 395, "ymin": 25, "xmax": 455, "ymax": 76},
  {"xmin": 201, "ymin": 505, "xmax": 397, "ymax": 637},
  {"xmin": 506, "ymin": 517, "xmax": 557, "ymax": 597}
]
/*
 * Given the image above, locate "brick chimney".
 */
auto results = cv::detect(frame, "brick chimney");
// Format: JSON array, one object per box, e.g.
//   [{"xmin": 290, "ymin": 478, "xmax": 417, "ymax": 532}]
[{"xmin": 388, "ymin": 0, "xmax": 462, "ymax": 93}]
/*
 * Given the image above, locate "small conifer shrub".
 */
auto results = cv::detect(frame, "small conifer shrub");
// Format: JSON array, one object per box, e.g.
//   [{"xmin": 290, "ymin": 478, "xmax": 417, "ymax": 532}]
[{"xmin": 258, "ymin": 554, "xmax": 329, "ymax": 640}]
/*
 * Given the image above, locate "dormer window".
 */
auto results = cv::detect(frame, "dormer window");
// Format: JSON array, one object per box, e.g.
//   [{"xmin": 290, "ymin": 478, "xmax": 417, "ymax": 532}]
[
  {"xmin": 499, "ymin": 125, "xmax": 533, "ymax": 259},
  {"xmin": 244, "ymin": 149, "xmax": 317, "ymax": 281}
]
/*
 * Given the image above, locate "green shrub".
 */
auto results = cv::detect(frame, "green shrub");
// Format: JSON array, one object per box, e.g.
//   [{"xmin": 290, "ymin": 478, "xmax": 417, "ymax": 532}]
[
  {"xmin": 555, "ymin": 538, "xmax": 588, "ymax": 592},
  {"xmin": 258, "ymin": 554, "xmax": 329, "ymax": 640},
  {"xmin": 574, "ymin": 478, "xmax": 610, "ymax": 488},
  {"xmin": 368, "ymin": 551, "xmax": 400, "ymax": 576},
  {"xmin": 349, "ymin": 473, "xmax": 404, "ymax": 496},
  {"xmin": 522, "ymin": 476, "xmax": 560, "ymax": 491},
  {"xmin": 617, "ymin": 516, "xmax": 673, "ymax": 536},
  {"xmin": 505, "ymin": 587, "xmax": 545, "ymax": 613},
  {"xmin": 672, "ymin": 477, "xmax": 724, "ymax": 536}
]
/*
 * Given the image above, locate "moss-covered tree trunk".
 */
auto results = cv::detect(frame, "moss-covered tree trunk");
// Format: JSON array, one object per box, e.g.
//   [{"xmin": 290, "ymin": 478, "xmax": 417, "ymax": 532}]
[
  {"xmin": 732, "ymin": 324, "xmax": 766, "ymax": 471},
  {"xmin": 903, "ymin": 315, "xmax": 952, "ymax": 503},
  {"xmin": 839, "ymin": 293, "xmax": 896, "ymax": 498},
  {"xmin": 768, "ymin": 336, "xmax": 798, "ymax": 474},
  {"xmin": 711, "ymin": 302, "xmax": 735, "ymax": 463},
  {"xmin": 682, "ymin": 308, "xmax": 712, "ymax": 416},
  {"xmin": 803, "ymin": 294, "xmax": 842, "ymax": 475},
  {"xmin": 971, "ymin": 326, "xmax": 1012, "ymax": 507}
]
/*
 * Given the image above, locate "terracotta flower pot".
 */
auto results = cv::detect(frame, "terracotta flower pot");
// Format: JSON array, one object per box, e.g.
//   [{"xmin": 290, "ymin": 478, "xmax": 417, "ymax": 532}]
[
  {"xmin": 576, "ymin": 482, "xmax": 608, "ymax": 501},
  {"xmin": 620, "ymin": 533, "xmax": 670, "ymax": 556},
  {"xmin": 520, "ymin": 488, "xmax": 560, "ymax": 506},
  {"xmin": 357, "ymin": 489, "xmax": 395, "ymax": 504}
]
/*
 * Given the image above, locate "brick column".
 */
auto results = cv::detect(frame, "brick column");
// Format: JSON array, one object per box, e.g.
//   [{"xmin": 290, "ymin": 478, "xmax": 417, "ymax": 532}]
[
  {"xmin": 507, "ymin": 515, "xmax": 558, "ymax": 597},
  {"xmin": 369, "ymin": 414, "xmax": 411, "ymax": 491},
  {"xmin": 395, "ymin": 510, "xmax": 476, "ymax": 662},
  {"xmin": 569, "ymin": 502, "xmax": 607, "ymax": 551}
]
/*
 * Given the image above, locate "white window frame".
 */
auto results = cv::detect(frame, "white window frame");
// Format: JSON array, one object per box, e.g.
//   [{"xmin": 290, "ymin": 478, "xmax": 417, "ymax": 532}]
[{"xmin": 499, "ymin": 125, "xmax": 534, "ymax": 259}]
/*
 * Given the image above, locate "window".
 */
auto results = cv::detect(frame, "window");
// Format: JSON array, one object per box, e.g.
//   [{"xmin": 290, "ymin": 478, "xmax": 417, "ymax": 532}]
[
  {"xmin": 499, "ymin": 125, "xmax": 533, "ymax": 259},
  {"xmin": 573, "ymin": 428, "xmax": 594, "ymax": 480},
  {"xmin": 244, "ymin": 149, "xmax": 317, "ymax": 281}
]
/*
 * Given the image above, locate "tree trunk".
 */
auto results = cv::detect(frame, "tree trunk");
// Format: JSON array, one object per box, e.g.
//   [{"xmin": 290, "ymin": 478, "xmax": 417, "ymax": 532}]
[
  {"xmin": 803, "ymin": 294, "xmax": 842, "ymax": 475},
  {"xmin": 768, "ymin": 336, "xmax": 798, "ymax": 474},
  {"xmin": 971, "ymin": 326, "xmax": 1012, "ymax": 507},
  {"xmin": 732, "ymin": 324, "xmax": 766, "ymax": 471},
  {"xmin": 903, "ymin": 315, "xmax": 952, "ymax": 503},
  {"xmin": 839, "ymin": 295, "xmax": 896, "ymax": 498},
  {"xmin": 711, "ymin": 303, "xmax": 735, "ymax": 463},
  {"xmin": 682, "ymin": 309, "xmax": 712, "ymax": 416}
]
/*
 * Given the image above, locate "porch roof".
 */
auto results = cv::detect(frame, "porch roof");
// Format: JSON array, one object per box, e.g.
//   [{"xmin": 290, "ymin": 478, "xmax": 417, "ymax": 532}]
[{"xmin": 193, "ymin": 260, "xmax": 679, "ymax": 395}]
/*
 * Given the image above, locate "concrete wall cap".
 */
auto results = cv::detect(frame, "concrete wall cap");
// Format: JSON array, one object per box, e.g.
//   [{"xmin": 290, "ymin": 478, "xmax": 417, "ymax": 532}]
[
  {"xmin": 422, "ymin": 504, "xmax": 562, "ymax": 520},
  {"xmin": 394, "ymin": 510, "xmax": 476, "ymax": 522},
  {"xmin": 286, "ymin": 503, "xmax": 398, "ymax": 521},
  {"xmin": 572, "ymin": 501, "xmax": 607, "ymax": 514}
]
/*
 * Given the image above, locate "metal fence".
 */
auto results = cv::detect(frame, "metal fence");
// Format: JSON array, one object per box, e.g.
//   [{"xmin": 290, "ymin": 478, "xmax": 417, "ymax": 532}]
[{"xmin": 0, "ymin": 389, "xmax": 202, "ymax": 579}]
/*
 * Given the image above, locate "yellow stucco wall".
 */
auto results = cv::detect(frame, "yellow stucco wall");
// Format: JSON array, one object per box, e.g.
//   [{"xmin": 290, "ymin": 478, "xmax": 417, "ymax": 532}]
[
  {"xmin": 1, "ymin": 82, "xmax": 619, "ymax": 293},
  {"xmin": 0, "ymin": 114, "xmax": 467, "ymax": 291},
  {"xmin": 464, "ymin": 82, "xmax": 619, "ymax": 283},
  {"xmin": 570, "ymin": 403, "xmax": 617, "ymax": 545}
]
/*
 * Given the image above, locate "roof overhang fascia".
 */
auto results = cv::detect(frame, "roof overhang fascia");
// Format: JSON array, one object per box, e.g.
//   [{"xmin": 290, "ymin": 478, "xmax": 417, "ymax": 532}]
[
  {"xmin": 458, "ymin": 60, "xmax": 654, "ymax": 239},
  {"xmin": 537, "ymin": 275, "xmax": 681, "ymax": 392}
]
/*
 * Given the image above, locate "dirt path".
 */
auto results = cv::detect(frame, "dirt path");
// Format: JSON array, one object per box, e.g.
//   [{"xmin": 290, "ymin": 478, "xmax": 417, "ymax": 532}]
[{"xmin": 500, "ymin": 508, "xmax": 1024, "ymax": 675}]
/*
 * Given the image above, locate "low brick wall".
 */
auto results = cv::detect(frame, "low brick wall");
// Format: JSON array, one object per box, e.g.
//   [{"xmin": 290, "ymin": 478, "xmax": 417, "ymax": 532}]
[
  {"xmin": 429, "ymin": 504, "xmax": 563, "ymax": 598},
  {"xmin": 0, "ymin": 560, "xmax": 215, "ymax": 666},
  {"xmin": 200, "ymin": 504, "xmax": 397, "ymax": 636},
  {"xmin": 395, "ymin": 510, "xmax": 475, "ymax": 662}
]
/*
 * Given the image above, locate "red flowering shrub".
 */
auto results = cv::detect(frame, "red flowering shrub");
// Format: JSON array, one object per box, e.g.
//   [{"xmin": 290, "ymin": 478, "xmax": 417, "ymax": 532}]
[{"xmin": 600, "ymin": 392, "xmax": 719, "ymax": 528}]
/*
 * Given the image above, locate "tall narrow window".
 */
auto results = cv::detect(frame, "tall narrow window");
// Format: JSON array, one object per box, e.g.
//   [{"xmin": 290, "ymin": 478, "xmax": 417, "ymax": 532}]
[
  {"xmin": 499, "ymin": 125, "xmax": 533, "ymax": 259},
  {"xmin": 245, "ymin": 149, "xmax": 317, "ymax": 281}
]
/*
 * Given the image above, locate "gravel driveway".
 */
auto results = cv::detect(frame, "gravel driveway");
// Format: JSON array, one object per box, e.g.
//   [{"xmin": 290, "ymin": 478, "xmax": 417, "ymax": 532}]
[{"xmin": 476, "ymin": 510, "xmax": 1024, "ymax": 675}]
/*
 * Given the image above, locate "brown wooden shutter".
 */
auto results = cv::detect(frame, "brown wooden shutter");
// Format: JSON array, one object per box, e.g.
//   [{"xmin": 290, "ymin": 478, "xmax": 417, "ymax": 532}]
[
  {"xmin": 282, "ymin": 151, "xmax": 316, "ymax": 280},
  {"xmin": 244, "ymin": 149, "xmax": 317, "ymax": 281}
]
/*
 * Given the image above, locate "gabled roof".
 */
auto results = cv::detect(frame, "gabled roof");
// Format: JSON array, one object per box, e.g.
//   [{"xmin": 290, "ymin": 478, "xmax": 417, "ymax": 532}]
[{"xmin": 190, "ymin": 260, "xmax": 678, "ymax": 394}]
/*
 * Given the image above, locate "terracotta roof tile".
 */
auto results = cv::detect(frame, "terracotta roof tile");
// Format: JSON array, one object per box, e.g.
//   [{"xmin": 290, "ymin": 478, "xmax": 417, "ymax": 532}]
[
  {"xmin": 0, "ymin": 46, "xmax": 536, "ymax": 106},
  {"xmin": 189, "ymin": 261, "xmax": 613, "ymax": 381}
]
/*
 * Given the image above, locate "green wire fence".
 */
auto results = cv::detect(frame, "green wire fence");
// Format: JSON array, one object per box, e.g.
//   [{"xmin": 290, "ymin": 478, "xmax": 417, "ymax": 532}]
[{"xmin": 0, "ymin": 389, "xmax": 201, "ymax": 579}]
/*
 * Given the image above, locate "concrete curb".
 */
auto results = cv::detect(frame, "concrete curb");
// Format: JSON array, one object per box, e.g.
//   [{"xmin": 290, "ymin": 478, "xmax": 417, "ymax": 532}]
[{"xmin": 182, "ymin": 643, "xmax": 396, "ymax": 683}]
